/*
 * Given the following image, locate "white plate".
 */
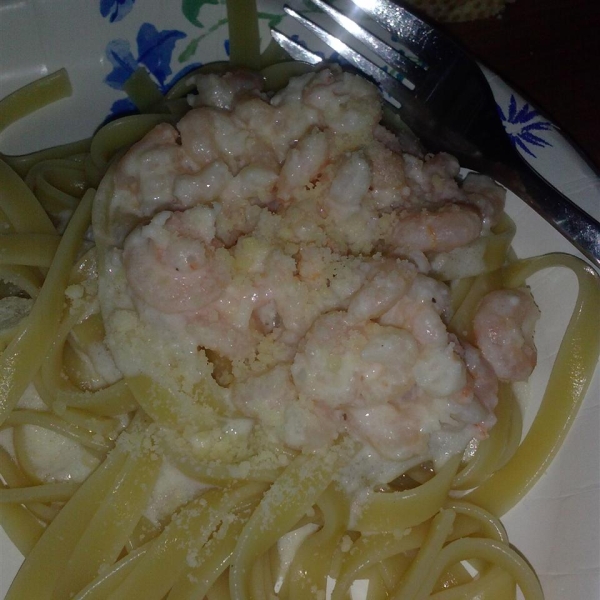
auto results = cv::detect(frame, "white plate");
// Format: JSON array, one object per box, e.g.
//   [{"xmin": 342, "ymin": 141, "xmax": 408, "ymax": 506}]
[{"xmin": 0, "ymin": 2, "xmax": 598, "ymax": 599}]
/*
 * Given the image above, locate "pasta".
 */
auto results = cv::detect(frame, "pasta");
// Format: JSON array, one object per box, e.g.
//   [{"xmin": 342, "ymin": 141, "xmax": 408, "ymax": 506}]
[{"xmin": 0, "ymin": 16, "xmax": 599, "ymax": 600}]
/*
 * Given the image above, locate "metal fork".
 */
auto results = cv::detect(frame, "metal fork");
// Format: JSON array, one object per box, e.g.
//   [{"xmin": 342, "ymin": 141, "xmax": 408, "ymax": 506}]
[{"xmin": 271, "ymin": 0, "xmax": 600, "ymax": 268}]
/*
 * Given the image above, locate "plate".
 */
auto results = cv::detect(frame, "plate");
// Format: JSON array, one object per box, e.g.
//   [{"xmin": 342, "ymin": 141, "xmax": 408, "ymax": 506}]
[{"xmin": 0, "ymin": 2, "xmax": 598, "ymax": 599}]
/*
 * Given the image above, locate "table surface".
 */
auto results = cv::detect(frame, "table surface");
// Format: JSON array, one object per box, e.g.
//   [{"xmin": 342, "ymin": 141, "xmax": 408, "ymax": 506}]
[{"xmin": 443, "ymin": 0, "xmax": 600, "ymax": 170}]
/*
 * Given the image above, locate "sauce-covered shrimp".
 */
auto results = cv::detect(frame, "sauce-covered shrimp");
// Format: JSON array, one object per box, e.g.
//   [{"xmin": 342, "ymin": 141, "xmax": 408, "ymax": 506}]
[
  {"xmin": 94, "ymin": 66, "xmax": 527, "ymax": 481},
  {"xmin": 123, "ymin": 206, "xmax": 231, "ymax": 313},
  {"xmin": 473, "ymin": 288, "xmax": 540, "ymax": 381}
]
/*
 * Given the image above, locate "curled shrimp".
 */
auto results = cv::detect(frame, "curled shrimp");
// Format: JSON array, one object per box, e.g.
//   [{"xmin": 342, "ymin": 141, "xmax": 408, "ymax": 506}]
[
  {"xmin": 391, "ymin": 204, "xmax": 483, "ymax": 254},
  {"xmin": 277, "ymin": 128, "xmax": 329, "ymax": 201},
  {"xmin": 461, "ymin": 341, "xmax": 499, "ymax": 412},
  {"xmin": 473, "ymin": 288, "xmax": 540, "ymax": 381},
  {"xmin": 378, "ymin": 274, "xmax": 452, "ymax": 348},
  {"xmin": 462, "ymin": 173, "xmax": 506, "ymax": 230},
  {"xmin": 291, "ymin": 311, "xmax": 420, "ymax": 410},
  {"xmin": 123, "ymin": 206, "xmax": 232, "ymax": 314},
  {"xmin": 188, "ymin": 69, "xmax": 265, "ymax": 111}
]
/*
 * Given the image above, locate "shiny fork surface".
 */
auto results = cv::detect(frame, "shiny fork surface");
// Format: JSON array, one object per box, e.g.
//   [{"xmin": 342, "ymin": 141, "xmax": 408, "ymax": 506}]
[{"xmin": 274, "ymin": 0, "xmax": 600, "ymax": 268}]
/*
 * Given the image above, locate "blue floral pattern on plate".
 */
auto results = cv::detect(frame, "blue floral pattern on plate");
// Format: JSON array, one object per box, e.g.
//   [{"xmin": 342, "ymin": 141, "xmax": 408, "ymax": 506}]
[
  {"xmin": 105, "ymin": 24, "xmax": 187, "ymax": 91},
  {"xmin": 498, "ymin": 94, "xmax": 553, "ymax": 158},
  {"xmin": 104, "ymin": 23, "xmax": 189, "ymax": 117},
  {"xmin": 100, "ymin": 0, "xmax": 136, "ymax": 23}
]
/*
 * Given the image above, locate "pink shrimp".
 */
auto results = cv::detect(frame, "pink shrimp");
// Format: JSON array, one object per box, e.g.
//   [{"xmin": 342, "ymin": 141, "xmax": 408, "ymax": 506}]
[
  {"xmin": 277, "ymin": 128, "xmax": 330, "ymax": 201},
  {"xmin": 390, "ymin": 204, "xmax": 483, "ymax": 254},
  {"xmin": 123, "ymin": 207, "xmax": 232, "ymax": 314},
  {"xmin": 461, "ymin": 173, "xmax": 506, "ymax": 229},
  {"xmin": 345, "ymin": 402, "xmax": 428, "ymax": 460},
  {"xmin": 188, "ymin": 69, "xmax": 265, "ymax": 111},
  {"xmin": 473, "ymin": 288, "xmax": 540, "ymax": 381},
  {"xmin": 378, "ymin": 274, "xmax": 452, "ymax": 348},
  {"xmin": 291, "ymin": 312, "xmax": 420, "ymax": 410},
  {"xmin": 461, "ymin": 341, "xmax": 499, "ymax": 412}
]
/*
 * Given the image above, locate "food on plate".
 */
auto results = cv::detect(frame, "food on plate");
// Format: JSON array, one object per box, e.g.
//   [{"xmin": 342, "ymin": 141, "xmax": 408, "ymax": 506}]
[{"xmin": 0, "ymin": 59, "xmax": 598, "ymax": 600}]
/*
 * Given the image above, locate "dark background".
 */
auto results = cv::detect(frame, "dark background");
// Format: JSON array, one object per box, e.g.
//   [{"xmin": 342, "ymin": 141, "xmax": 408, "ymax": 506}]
[{"xmin": 444, "ymin": 0, "xmax": 600, "ymax": 169}]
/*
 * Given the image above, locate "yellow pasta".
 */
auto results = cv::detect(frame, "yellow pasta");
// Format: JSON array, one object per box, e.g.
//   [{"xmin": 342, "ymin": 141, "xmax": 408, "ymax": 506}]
[{"xmin": 0, "ymin": 12, "xmax": 598, "ymax": 600}]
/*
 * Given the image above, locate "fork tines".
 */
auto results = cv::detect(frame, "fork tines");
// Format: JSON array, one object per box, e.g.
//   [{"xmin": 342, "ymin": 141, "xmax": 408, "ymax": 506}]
[
  {"xmin": 346, "ymin": 0, "xmax": 451, "ymax": 61},
  {"xmin": 270, "ymin": 29, "xmax": 323, "ymax": 65},
  {"xmin": 302, "ymin": 0, "xmax": 424, "ymax": 85},
  {"xmin": 280, "ymin": 2, "xmax": 417, "ymax": 107}
]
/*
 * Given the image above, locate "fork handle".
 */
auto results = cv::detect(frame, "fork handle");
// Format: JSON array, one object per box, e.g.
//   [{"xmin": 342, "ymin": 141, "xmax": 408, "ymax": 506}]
[{"xmin": 487, "ymin": 158, "xmax": 600, "ymax": 269}]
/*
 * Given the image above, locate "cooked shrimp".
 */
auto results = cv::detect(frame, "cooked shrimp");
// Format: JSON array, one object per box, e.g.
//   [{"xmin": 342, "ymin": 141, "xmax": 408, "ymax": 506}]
[
  {"xmin": 325, "ymin": 151, "xmax": 372, "ymax": 220},
  {"xmin": 177, "ymin": 107, "xmax": 252, "ymax": 173},
  {"xmin": 123, "ymin": 206, "xmax": 232, "ymax": 313},
  {"xmin": 173, "ymin": 160, "xmax": 233, "ymax": 208},
  {"xmin": 301, "ymin": 68, "xmax": 381, "ymax": 145},
  {"xmin": 462, "ymin": 342, "xmax": 499, "ymax": 412},
  {"xmin": 346, "ymin": 403, "xmax": 428, "ymax": 460},
  {"xmin": 230, "ymin": 365, "xmax": 294, "ymax": 430},
  {"xmin": 287, "ymin": 311, "xmax": 421, "ymax": 454},
  {"xmin": 462, "ymin": 173, "xmax": 506, "ymax": 230},
  {"xmin": 188, "ymin": 69, "xmax": 265, "ymax": 111},
  {"xmin": 109, "ymin": 123, "xmax": 196, "ymax": 236},
  {"xmin": 379, "ymin": 274, "xmax": 452, "ymax": 348},
  {"xmin": 473, "ymin": 288, "xmax": 540, "ymax": 381},
  {"xmin": 277, "ymin": 128, "xmax": 329, "ymax": 201},
  {"xmin": 402, "ymin": 152, "xmax": 463, "ymax": 205},
  {"xmin": 291, "ymin": 312, "xmax": 419, "ymax": 409},
  {"xmin": 390, "ymin": 204, "xmax": 483, "ymax": 254},
  {"xmin": 97, "ymin": 67, "xmax": 514, "ymax": 468},
  {"xmin": 347, "ymin": 259, "xmax": 415, "ymax": 321},
  {"xmin": 287, "ymin": 310, "xmax": 487, "ymax": 460},
  {"xmin": 412, "ymin": 343, "xmax": 467, "ymax": 398},
  {"xmin": 364, "ymin": 140, "xmax": 411, "ymax": 211}
]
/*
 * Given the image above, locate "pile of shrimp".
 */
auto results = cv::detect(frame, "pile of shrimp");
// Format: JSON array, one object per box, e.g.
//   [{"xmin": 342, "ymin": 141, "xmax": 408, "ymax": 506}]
[{"xmin": 96, "ymin": 67, "xmax": 539, "ymax": 469}]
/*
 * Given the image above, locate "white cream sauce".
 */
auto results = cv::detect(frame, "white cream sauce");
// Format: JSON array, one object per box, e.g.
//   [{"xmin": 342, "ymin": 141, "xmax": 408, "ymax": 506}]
[{"xmin": 90, "ymin": 66, "xmax": 538, "ymax": 492}]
